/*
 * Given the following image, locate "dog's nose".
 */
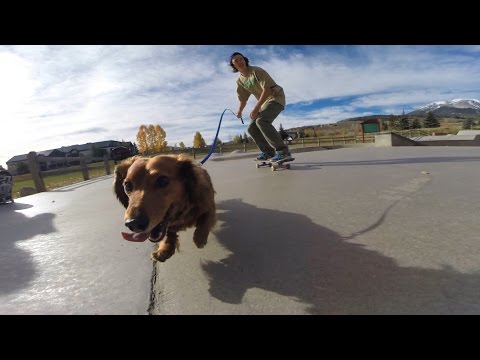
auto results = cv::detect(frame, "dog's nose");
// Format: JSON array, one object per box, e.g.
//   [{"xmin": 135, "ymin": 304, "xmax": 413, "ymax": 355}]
[{"xmin": 125, "ymin": 217, "xmax": 149, "ymax": 232}]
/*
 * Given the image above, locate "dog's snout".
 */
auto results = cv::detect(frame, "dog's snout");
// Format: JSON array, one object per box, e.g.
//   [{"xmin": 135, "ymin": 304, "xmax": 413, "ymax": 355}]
[{"xmin": 125, "ymin": 216, "xmax": 149, "ymax": 232}]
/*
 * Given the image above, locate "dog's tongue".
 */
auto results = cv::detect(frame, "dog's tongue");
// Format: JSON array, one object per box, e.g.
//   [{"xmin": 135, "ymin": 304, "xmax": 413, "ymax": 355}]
[
  {"xmin": 121, "ymin": 208, "xmax": 172, "ymax": 243},
  {"xmin": 121, "ymin": 232, "xmax": 149, "ymax": 242}
]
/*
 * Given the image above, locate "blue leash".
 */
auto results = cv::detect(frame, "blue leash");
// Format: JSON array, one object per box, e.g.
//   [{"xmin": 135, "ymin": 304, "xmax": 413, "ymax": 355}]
[{"xmin": 199, "ymin": 109, "xmax": 244, "ymax": 165}]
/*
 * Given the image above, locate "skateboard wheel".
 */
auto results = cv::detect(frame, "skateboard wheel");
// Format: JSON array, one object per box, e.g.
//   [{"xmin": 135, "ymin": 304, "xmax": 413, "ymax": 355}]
[
  {"xmin": 256, "ymin": 164, "xmax": 260, "ymax": 168},
  {"xmin": 285, "ymin": 164, "xmax": 290, "ymax": 169},
  {"xmin": 271, "ymin": 165, "xmax": 277, "ymax": 171}
]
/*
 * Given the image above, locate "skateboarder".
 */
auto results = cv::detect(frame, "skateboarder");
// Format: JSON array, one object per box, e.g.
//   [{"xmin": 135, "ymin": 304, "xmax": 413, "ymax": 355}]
[{"xmin": 229, "ymin": 52, "xmax": 292, "ymax": 163}]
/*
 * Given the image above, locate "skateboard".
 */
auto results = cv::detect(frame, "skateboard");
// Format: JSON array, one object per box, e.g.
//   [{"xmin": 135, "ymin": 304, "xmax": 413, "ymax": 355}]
[{"xmin": 255, "ymin": 157, "xmax": 295, "ymax": 171}]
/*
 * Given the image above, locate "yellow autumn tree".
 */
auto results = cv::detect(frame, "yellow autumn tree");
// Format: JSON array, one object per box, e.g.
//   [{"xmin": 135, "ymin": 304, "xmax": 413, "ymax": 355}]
[
  {"xmin": 153, "ymin": 125, "xmax": 167, "ymax": 152},
  {"xmin": 136, "ymin": 125, "xmax": 148, "ymax": 154},
  {"xmin": 136, "ymin": 124, "xmax": 168, "ymax": 154},
  {"xmin": 193, "ymin": 132, "xmax": 206, "ymax": 148}
]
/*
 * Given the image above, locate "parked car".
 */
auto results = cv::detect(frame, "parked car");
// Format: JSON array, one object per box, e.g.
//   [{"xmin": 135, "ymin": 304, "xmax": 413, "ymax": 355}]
[{"xmin": 110, "ymin": 147, "xmax": 132, "ymax": 162}]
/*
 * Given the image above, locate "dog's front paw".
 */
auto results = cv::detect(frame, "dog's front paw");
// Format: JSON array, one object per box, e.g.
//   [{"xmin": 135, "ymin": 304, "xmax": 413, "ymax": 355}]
[
  {"xmin": 193, "ymin": 229, "xmax": 208, "ymax": 249},
  {"xmin": 151, "ymin": 244, "xmax": 175, "ymax": 262}
]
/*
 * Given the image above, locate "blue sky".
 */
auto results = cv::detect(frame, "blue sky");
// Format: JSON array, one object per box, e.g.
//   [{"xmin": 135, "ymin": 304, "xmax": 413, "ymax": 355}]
[{"xmin": 1, "ymin": 45, "xmax": 480, "ymax": 167}]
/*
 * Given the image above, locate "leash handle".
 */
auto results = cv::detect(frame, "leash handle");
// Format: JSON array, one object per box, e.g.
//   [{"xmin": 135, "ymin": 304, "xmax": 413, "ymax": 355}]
[{"xmin": 199, "ymin": 109, "xmax": 244, "ymax": 165}]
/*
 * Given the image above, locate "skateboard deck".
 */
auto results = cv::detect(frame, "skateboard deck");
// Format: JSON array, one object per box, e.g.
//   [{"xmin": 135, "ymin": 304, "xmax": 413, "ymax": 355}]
[{"xmin": 255, "ymin": 157, "xmax": 295, "ymax": 171}]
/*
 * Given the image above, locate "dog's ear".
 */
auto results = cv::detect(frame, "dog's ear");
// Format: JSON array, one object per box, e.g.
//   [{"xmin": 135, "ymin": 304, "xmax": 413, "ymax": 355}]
[
  {"xmin": 177, "ymin": 155, "xmax": 198, "ymax": 204},
  {"xmin": 113, "ymin": 156, "xmax": 138, "ymax": 208}
]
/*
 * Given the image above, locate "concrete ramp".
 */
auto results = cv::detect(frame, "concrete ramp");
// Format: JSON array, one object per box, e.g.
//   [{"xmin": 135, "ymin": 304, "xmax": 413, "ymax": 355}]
[{"xmin": 375, "ymin": 132, "xmax": 421, "ymax": 147}]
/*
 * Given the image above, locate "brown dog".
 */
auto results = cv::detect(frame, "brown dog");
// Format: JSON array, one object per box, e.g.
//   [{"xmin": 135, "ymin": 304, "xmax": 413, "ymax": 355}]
[{"xmin": 113, "ymin": 154, "xmax": 216, "ymax": 262}]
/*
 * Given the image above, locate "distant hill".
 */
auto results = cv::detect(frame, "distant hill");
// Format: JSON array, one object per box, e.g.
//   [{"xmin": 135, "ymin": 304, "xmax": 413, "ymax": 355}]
[
  {"xmin": 408, "ymin": 99, "xmax": 480, "ymax": 116},
  {"xmin": 282, "ymin": 99, "xmax": 480, "ymax": 135}
]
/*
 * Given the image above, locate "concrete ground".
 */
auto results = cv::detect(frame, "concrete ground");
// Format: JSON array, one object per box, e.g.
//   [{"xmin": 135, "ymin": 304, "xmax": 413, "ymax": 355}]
[
  {"xmin": 1, "ymin": 146, "xmax": 480, "ymax": 314},
  {"xmin": 0, "ymin": 176, "xmax": 154, "ymax": 315}
]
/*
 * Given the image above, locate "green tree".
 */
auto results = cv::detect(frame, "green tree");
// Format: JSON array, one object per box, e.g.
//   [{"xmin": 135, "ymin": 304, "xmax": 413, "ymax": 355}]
[
  {"xmin": 243, "ymin": 132, "xmax": 249, "ymax": 143},
  {"xmin": 193, "ymin": 132, "xmax": 206, "ymax": 148},
  {"xmin": 424, "ymin": 112, "xmax": 440, "ymax": 128},
  {"xmin": 278, "ymin": 123, "xmax": 289, "ymax": 140},
  {"xmin": 398, "ymin": 117, "xmax": 410, "ymax": 130},
  {"xmin": 179, "ymin": 142, "xmax": 186, "ymax": 149},
  {"xmin": 232, "ymin": 134, "xmax": 243, "ymax": 144},
  {"xmin": 463, "ymin": 118, "xmax": 474, "ymax": 129},
  {"xmin": 391, "ymin": 116, "xmax": 402, "ymax": 130},
  {"xmin": 411, "ymin": 119, "xmax": 421, "ymax": 129}
]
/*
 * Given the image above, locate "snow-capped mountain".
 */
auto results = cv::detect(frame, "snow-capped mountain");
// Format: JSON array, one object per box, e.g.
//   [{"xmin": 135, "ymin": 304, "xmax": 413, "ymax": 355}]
[{"xmin": 408, "ymin": 99, "xmax": 480, "ymax": 116}]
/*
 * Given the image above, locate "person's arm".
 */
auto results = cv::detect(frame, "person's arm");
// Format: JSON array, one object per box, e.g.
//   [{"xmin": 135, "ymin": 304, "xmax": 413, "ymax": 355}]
[
  {"xmin": 237, "ymin": 100, "xmax": 247, "ymax": 118},
  {"xmin": 250, "ymin": 87, "xmax": 272, "ymax": 120},
  {"xmin": 236, "ymin": 82, "xmax": 250, "ymax": 118}
]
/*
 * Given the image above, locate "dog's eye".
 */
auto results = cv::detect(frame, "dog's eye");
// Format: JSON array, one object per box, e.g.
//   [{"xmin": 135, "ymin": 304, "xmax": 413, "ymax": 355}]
[
  {"xmin": 156, "ymin": 176, "xmax": 169, "ymax": 188},
  {"xmin": 124, "ymin": 181, "xmax": 133, "ymax": 193}
]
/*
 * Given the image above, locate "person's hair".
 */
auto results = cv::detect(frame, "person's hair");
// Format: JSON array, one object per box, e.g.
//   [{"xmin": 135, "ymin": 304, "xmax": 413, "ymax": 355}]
[{"xmin": 229, "ymin": 52, "xmax": 250, "ymax": 73}]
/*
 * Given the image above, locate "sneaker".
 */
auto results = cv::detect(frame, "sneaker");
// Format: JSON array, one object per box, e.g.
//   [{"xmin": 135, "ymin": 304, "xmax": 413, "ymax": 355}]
[
  {"xmin": 256, "ymin": 152, "xmax": 271, "ymax": 161},
  {"xmin": 271, "ymin": 151, "xmax": 292, "ymax": 162}
]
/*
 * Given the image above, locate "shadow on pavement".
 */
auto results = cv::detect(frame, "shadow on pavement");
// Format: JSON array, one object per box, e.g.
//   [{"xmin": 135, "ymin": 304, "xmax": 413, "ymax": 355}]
[
  {"xmin": 0, "ymin": 205, "xmax": 57, "ymax": 294},
  {"xmin": 293, "ymin": 156, "xmax": 480, "ymax": 169},
  {"xmin": 202, "ymin": 198, "xmax": 480, "ymax": 314},
  {"xmin": 0, "ymin": 202, "xmax": 32, "ymax": 210}
]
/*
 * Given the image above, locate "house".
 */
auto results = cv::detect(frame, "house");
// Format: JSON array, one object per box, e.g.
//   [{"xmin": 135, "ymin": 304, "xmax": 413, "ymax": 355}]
[
  {"xmin": 6, "ymin": 154, "xmax": 30, "ymax": 175},
  {"xmin": 59, "ymin": 140, "xmax": 133, "ymax": 158},
  {"xmin": 6, "ymin": 140, "xmax": 135, "ymax": 175},
  {"xmin": 36, "ymin": 149, "xmax": 69, "ymax": 171}
]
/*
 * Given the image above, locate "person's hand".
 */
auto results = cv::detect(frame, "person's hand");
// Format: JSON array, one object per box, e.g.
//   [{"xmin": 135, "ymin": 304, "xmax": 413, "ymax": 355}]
[
  {"xmin": 236, "ymin": 111, "xmax": 242, "ymax": 119},
  {"xmin": 250, "ymin": 108, "xmax": 259, "ymax": 120}
]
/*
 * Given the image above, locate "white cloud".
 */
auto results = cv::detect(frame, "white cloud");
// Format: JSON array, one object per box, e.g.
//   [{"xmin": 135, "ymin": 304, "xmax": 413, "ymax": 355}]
[{"xmin": 1, "ymin": 45, "xmax": 479, "ymax": 167}]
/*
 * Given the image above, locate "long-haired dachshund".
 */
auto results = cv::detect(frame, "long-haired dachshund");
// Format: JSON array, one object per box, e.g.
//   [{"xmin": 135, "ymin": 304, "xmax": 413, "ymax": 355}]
[{"xmin": 113, "ymin": 154, "xmax": 216, "ymax": 262}]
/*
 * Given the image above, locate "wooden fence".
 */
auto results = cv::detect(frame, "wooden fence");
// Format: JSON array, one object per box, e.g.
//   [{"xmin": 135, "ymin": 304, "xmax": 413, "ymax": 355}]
[
  {"xmin": 185, "ymin": 134, "xmax": 376, "ymax": 159},
  {"xmin": 23, "ymin": 134, "xmax": 375, "ymax": 193},
  {"xmin": 26, "ymin": 152, "xmax": 111, "ymax": 193}
]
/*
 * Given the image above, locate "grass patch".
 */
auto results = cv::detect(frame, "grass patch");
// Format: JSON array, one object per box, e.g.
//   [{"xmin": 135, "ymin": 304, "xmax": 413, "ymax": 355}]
[{"xmin": 12, "ymin": 162, "xmax": 113, "ymax": 199}]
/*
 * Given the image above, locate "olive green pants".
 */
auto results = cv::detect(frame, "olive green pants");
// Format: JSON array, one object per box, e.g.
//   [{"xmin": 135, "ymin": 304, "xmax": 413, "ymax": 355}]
[{"xmin": 248, "ymin": 101, "xmax": 288, "ymax": 156}]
